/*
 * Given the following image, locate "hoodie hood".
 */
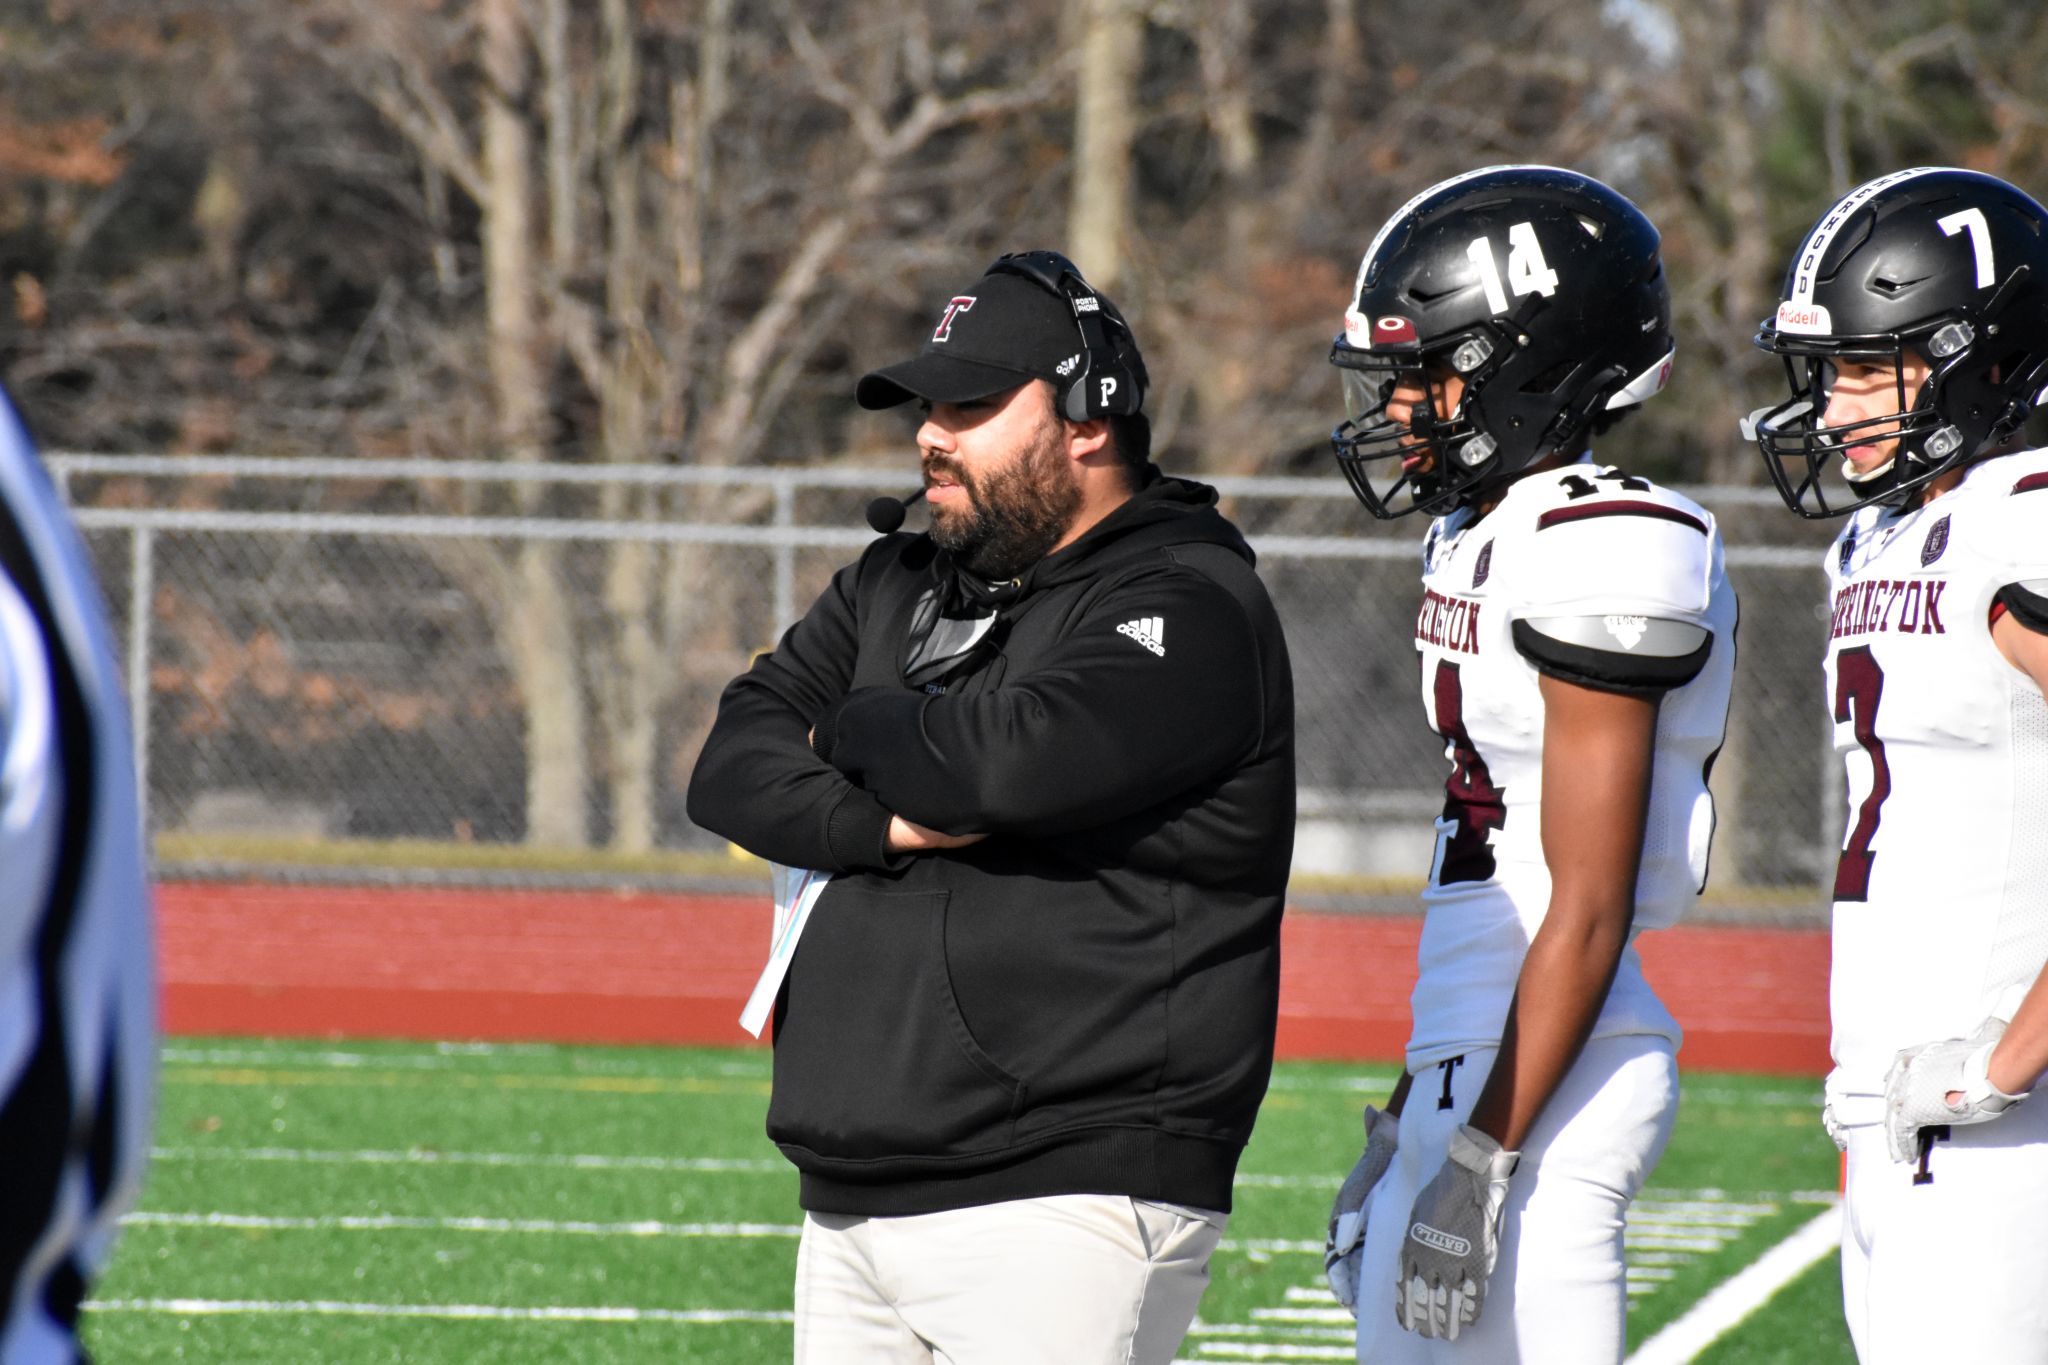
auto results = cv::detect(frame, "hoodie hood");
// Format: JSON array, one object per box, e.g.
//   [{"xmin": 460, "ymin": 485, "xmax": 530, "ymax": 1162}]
[
  {"xmin": 918, "ymin": 468, "xmax": 1251, "ymax": 625},
  {"xmin": 1023, "ymin": 468, "xmax": 1253, "ymax": 592}
]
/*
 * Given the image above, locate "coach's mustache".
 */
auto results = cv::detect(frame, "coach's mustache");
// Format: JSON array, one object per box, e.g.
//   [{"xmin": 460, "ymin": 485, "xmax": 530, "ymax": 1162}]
[{"xmin": 922, "ymin": 457, "xmax": 975, "ymax": 493}]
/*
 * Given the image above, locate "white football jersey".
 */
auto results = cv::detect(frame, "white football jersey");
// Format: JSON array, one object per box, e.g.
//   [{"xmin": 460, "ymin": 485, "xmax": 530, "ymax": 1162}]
[
  {"xmin": 1405, "ymin": 463, "xmax": 1737, "ymax": 1070},
  {"xmin": 1822, "ymin": 449, "xmax": 2048, "ymax": 1105}
]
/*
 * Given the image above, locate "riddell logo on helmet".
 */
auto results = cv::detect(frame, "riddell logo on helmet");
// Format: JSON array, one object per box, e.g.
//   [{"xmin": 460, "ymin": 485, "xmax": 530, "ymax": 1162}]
[
  {"xmin": 1344, "ymin": 311, "xmax": 1420, "ymax": 348},
  {"xmin": 1776, "ymin": 300, "xmax": 1832, "ymax": 335}
]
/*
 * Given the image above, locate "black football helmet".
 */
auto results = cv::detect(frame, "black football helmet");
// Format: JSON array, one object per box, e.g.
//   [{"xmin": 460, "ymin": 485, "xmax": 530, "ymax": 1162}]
[
  {"xmin": 1745, "ymin": 167, "xmax": 2048, "ymax": 517},
  {"xmin": 1328, "ymin": 165, "xmax": 1674, "ymax": 519}
]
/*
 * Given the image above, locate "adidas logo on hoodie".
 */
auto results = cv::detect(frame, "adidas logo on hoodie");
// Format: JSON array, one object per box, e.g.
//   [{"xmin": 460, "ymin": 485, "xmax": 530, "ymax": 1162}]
[{"xmin": 1117, "ymin": 616, "xmax": 1165, "ymax": 657}]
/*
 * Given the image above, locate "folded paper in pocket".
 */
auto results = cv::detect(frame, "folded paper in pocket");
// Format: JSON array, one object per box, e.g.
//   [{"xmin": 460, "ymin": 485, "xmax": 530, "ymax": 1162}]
[{"xmin": 739, "ymin": 864, "xmax": 834, "ymax": 1038}]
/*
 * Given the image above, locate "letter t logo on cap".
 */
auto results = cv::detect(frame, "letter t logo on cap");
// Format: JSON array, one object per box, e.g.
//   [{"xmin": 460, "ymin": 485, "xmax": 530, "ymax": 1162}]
[{"xmin": 933, "ymin": 296, "xmax": 976, "ymax": 343}]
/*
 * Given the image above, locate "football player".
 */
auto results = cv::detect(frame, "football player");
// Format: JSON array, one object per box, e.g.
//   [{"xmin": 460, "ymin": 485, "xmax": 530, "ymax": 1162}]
[
  {"xmin": 1321, "ymin": 165, "xmax": 1737, "ymax": 1362},
  {"xmin": 0, "ymin": 386, "xmax": 155, "ymax": 1363},
  {"xmin": 1743, "ymin": 166, "xmax": 2048, "ymax": 1361}
]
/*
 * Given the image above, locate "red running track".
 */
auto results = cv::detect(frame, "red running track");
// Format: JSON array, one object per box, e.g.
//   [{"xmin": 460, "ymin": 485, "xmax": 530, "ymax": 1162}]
[{"xmin": 158, "ymin": 881, "xmax": 1833, "ymax": 1074}]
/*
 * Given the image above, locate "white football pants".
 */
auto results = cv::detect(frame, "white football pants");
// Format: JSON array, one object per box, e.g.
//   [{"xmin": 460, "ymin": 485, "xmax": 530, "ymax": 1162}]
[
  {"xmin": 794, "ymin": 1192, "xmax": 1226, "ymax": 1364},
  {"xmin": 1353, "ymin": 1033, "xmax": 1678, "ymax": 1364},
  {"xmin": 1840, "ymin": 1094, "xmax": 2048, "ymax": 1364}
]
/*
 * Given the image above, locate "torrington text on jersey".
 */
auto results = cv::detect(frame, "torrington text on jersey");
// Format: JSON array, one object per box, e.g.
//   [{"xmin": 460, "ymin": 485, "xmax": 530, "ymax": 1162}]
[
  {"xmin": 1829, "ymin": 578, "xmax": 1948, "ymax": 640},
  {"xmin": 1416, "ymin": 588, "xmax": 1483, "ymax": 654}
]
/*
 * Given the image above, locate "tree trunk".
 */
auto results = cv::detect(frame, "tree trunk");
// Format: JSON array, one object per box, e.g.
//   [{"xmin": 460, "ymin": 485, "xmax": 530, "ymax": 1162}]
[
  {"xmin": 1068, "ymin": 0, "xmax": 1141, "ymax": 284},
  {"xmin": 509, "ymin": 542, "xmax": 586, "ymax": 847},
  {"xmin": 593, "ymin": 0, "xmax": 662, "ymax": 853},
  {"xmin": 601, "ymin": 537, "xmax": 661, "ymax": 852},
  {"xmin": 482, "ymin": 0, "xmax": 588, "ymax": 847}
]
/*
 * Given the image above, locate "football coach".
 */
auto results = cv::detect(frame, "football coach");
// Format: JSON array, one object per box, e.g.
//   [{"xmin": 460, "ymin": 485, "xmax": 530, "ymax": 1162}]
[{"xmin": 687, "ymin": 250, "xmax": 1294, "ymax": 1363}]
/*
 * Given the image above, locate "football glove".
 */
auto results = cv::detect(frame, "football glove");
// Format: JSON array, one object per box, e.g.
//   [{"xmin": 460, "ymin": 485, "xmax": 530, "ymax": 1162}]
[
  {"xmin": 1324, "ymin": 1104, "xmax": 1399, "ymax": 1315},
  {"xmin": 1821, "ymin": 1099, "xmax": 1848, "ymax": 1153},
  {"xmin": 1883, "ymin": 1016, "xmax": 2028, "ymax": 1163},
  {"xmin": 1396, "ymin": 1123, "xmax": 1519, "ymax": 1340}
]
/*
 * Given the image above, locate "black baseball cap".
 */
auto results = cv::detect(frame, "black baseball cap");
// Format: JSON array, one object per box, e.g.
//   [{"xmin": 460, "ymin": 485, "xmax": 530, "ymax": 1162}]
[{"xmin": 856, "ymin": 261, "xmax": 1144, "ymax": 411}]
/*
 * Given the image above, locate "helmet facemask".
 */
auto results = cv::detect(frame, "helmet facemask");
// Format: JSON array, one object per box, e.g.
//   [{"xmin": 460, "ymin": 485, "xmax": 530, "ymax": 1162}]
[
  {"xmin": 1744, "ymin": 336, "xmax": 1956, "ymax": 518},
  {"xmin": 1746, "ymin": 290, "xmax": 2034, "ymax": 518},
  {"xmin": 1747, "ymin": 168, "xmax": 2048, "ymax": 518},
  {"xmin": 1329, "ymin": 327, "xmax": 1506, "ymax": 519}
]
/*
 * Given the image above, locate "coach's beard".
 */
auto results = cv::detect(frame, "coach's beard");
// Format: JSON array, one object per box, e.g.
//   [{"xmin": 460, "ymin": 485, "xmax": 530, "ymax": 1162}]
[{"xmin": 925, "ymin": 433, "xmax": 1081, "ymax": 582}]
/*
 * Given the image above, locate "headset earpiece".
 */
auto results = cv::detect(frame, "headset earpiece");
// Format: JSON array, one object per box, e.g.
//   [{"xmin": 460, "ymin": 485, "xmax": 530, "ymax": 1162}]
[{"xmin": 988, "ymin": 250, "xmax": 1145, "ymax": 421}]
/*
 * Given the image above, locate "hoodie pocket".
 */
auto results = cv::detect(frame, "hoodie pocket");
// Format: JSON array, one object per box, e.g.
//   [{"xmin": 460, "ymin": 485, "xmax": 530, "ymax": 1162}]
[{"xmin": 768, "ymin": 886, "xmax": 1027, "ymax": 1161}]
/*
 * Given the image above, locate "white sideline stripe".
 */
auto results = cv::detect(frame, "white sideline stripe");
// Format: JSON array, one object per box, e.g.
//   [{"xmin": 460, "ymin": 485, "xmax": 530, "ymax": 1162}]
[
  {"xmin": 1284, "ymin": 1286, "xmax": 1339, "ymax": 1304},
  {"xmin": 143, "ymin": 1145, "xmax": 1825, "ymax": 1216},
  {"xmin": 150, "ymin": 1145, "xmax": 785, "ymax": 1174},
  {"xmin": 105, "ymin": 1220, "xmax": 1297, "ymax": 1254},
  {"xmin": 1632, "ymin": 1203, "xmax": 1780, "ymax": 1220},
  {"xmin": 160, "ymin": 1044, "xmax": 769, "ymax": 1082},
  {"xmin": 1626, "ymin": 1235, "xmax": 1736, "ymax": 1253},
  {"xmin": 1252, "ymin": 1306, "xmax": 1354, "ymax": 1324},
  {"xmin": 1189, "ymin": 1322, "xmax": 1353, "ymax": 1341},
  {"xmin": 1623, "ymin": 1206, "xmax": 1842, "ymax": 1365},
  {"xmin": 125, "ymin": 1212, "xmax": 800, "ymax": 1239},
  {"xmin": 85, "ymin": 1298, "xmax": 792, "ymax": 1325}
]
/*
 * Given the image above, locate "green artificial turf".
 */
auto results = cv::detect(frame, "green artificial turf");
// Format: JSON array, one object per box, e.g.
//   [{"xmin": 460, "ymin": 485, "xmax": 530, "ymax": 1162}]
[{"xmin": 85, "ymin": 1041, "xmax": 1853, "ymax": 1363}]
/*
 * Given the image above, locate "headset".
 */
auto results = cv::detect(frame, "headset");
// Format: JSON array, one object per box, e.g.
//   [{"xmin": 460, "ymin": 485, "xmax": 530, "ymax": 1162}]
[
  {"xmin": 868, "ymin": 251, "xmax": 1146, "ymax": 534},
  {"xmin": 985, "ymin": 250, "xmax": 1147, "ymax": 421}
]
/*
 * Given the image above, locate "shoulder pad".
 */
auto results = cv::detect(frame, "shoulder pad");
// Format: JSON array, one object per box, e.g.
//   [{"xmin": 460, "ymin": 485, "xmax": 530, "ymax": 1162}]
[
  {"xmin": 1996, "ymin": 579, "xmax": 2048, "ymax": 634},
  {"xmin": 1512, "ymin": 614, "xmax": 1712, "ymax": 696},
  {"xmin": 1972, "ymin": 460, "xmax": 2048, "ymax": 582},
  {"xmin": 1513, "ymin": 493, "xmax": 1719, "ymax": 619},
  {"xmin": 1535, "ymin": 499, "xmax": 1709, "ymax": 537}
]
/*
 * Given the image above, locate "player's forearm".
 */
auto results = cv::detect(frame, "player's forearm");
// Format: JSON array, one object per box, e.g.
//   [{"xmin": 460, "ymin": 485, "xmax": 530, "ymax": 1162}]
[
  {"xmin": 1384, "ymin": 1069, "xmax": 1415, "ymax": 1119},
  {"xmin": 1466, "ymin": 904, "xmax": 1631, "ymax": 1150},
  {"xmin": 1988, "ymin": 967, "xmax": 2048, "ymax": 1096},
  {"xmin": 1472, "ymin": 675, "xmax": 1656, "ymax": 1150}
]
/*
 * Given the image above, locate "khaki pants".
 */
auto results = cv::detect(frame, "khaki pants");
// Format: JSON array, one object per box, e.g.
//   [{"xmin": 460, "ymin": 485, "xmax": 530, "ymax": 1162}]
[{"xmin": 793, "ymin": 1193, "xmax": 1227, "ymax": 1364}]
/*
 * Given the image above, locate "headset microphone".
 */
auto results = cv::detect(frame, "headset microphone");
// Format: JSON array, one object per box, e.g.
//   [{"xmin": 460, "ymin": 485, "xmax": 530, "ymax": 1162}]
[{"xmin": 864, "ymin": 488, "xmax": 927, "ymax": 534}]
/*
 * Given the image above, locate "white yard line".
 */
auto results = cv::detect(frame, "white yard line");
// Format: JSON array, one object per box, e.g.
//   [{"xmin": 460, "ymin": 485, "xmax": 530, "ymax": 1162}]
[
  {"xmin": 85, "ymin": 1298, "xmax": 790, "ymax": 1325},
  {"xmin": 150, "ymin": 1145, "xmax": 785, "ymax": 1173},
  {"xmin": 1624, "ymin": 1206, "xmax": 1843, "ymax": 1365},
  {"xmin": 124, "ymin": 1211, "xmax": 800, "ymax": 1238},
  {"xmin": 1188, "ymin": 1344, "xmax": 1353, "ymax": 1360},
  {"xmin": 160, "ymin": 1044, "xmax": 768, "ymax": 1081},
  {"xmin": 1252, "ymin": 1306, "xmax": 1354, "ymax": 1325},
  {"xmin": 122, "ymin": 1201, "xmax": 1320, "ymax": 1255},
  {"xmin": 143, "ymin": 1143, "xmax": 1826, "ymax": 1217},
  {"xmin": 1231, "ymin": 1173, "xmax": 1342, "ymax": 1189}
]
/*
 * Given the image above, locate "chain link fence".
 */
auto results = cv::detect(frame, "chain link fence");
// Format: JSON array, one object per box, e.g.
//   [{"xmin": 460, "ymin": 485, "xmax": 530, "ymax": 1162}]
[{"xmin": 52, "ymin": 456, "xmax": 1842, "ymax": 921}]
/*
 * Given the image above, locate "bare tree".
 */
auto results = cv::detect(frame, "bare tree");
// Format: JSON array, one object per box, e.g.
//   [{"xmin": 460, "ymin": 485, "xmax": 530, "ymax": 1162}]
[
  {"xmin": 1068, "ymin": 0, "xmax": 1142, "ymax": 286},
  {"xmin": 265, "ymin": 0, "xmax": 1063, "ymax": 849}
]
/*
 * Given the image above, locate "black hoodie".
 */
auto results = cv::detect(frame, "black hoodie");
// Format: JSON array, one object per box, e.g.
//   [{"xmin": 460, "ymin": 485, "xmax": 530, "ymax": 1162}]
[{"xmin": 686, "ymin": 473, "xmax": 1295, "ymax": 1216}]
